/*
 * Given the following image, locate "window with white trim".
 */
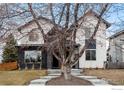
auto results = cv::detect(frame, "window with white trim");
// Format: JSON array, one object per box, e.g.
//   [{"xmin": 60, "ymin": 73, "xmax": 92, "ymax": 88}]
[
  {"xmin": 85, "ymin": 27, "xmax": 96, "ymax": 61},
  {"xmin": 24, "ymin": 51, "xmax": 42, "ymax": 63},
  {"xmin": 85, "ymin": 39, "xmax": 96, "ymax": 60},
  {"xmin": 86, "ymin": 50, "xmax": 96, "ymax": 60}
]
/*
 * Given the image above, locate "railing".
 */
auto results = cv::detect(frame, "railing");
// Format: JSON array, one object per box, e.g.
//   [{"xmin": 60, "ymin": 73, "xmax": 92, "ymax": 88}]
[{"xmin": 18, "ymin": 62, "xmax": 44, "ymax": 70}]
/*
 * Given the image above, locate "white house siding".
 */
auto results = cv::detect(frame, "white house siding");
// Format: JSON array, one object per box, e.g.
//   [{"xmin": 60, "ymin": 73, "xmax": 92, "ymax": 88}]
[
  {"xmin": 76, "ymin": 15, "xmax": 107, "ymax": 68},
  {"xmin": 13, "ymin": 19, "xmax": 53, "ymax": 46}
]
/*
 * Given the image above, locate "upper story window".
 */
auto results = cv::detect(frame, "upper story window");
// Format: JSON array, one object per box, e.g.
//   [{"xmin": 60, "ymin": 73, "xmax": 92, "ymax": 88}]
[
  {"xmin": 85, "ymin": 39, "xmax": 96, "ymax": 49},
  {"xmin": 85, "ymin": 39, "xmax": 96, "ymax": 61},
  {"xmin": 29, "ymin": 31, "xmax": 39, "ymax": 41},
  {"xmin": 84, "ymin": 27, "xmax": 96, "ymax": 61}
]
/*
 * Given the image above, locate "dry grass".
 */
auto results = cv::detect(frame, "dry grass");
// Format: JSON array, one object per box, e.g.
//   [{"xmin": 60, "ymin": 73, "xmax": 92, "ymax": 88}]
[
  {"xmin": 83, "ymin": 69, "xmax": 124, "ymax": 85},
  {"xmin": 0, "ymin": 70, "xmax": 47, "ymax": 85}
]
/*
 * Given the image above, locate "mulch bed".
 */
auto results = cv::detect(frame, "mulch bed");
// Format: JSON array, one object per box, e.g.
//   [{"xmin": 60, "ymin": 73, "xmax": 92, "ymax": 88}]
[
  {"xmin": 46, "ymin": 75, "xmax": 92, "ymax": 85},
  {"xmin": 0, "ymin": 62, "xmax": 18, "ymax": 71}
]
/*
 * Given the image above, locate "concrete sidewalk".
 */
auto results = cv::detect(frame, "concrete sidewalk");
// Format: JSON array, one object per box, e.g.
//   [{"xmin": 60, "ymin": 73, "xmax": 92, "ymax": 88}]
[{"xmin": 29, "ymin": 69, "xmax": 111, "ymax": 86}]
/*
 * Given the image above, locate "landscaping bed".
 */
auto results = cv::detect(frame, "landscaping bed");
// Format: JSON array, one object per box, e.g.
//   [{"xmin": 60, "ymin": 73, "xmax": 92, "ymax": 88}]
[
  {"xmin": 0, "ymin": 62, "xmax": 18, "ymax": 71},
  {"xmin": 46, "ymin": 75, "xmax": 92, "ymax": 85},
  {"xmin": 83, "ymin": 69, "xmax": 124, "ymax": 85}
]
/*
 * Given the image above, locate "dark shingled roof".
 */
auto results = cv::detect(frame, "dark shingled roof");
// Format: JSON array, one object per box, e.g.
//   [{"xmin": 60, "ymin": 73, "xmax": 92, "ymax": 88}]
[
  {"xmin": 17, "ymin": 9, "xmax": 111, "ymax": 31},
  {"xmin": 78, "ymin": 9, "xmax": 111, "ymax": 28},
  {"xmin": 109, "ymin": 30, "xmax": 124, "ymax": 39},
  {"xmin": 17, "ymin": 16, "xmax": 54, "ymax": 31}
]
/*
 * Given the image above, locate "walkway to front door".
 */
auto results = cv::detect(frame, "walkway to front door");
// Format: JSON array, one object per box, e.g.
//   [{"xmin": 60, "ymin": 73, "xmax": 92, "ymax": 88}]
[{"xmin": 29, "ymin": 69, "xmax": 111, "ymax": 86}]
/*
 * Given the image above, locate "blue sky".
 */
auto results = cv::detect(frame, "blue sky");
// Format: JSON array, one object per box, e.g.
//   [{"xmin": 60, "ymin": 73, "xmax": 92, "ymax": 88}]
[
  {"xmin": 104, "ymin": 4, "xmax": 124, "ymax": 36},
  {"xmin": 15, "ymin": 3, "xmax": 124, "ymax": 35},
  {"xmin": 5, "ymin": 3, "xmax": 124, "ymax": 35}
]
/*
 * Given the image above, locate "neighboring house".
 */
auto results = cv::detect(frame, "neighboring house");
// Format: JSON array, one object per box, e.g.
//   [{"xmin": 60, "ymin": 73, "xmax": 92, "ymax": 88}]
[
  {"xmin": 0, "ymin": 46, "xmax": 3, "ymax": 63},
  {"xmin": 108, "ymin": 30, "xmax": 124, "ymax": 63},
  {"xmin": 13, "ymin": 10, "xmax": 111, "ymax": 70}
]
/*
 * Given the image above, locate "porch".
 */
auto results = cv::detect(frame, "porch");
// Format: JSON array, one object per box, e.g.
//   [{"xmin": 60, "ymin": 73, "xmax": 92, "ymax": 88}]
[{"xmin": 16, "ymin": 45, "xmax": 79, "ymax": 70}]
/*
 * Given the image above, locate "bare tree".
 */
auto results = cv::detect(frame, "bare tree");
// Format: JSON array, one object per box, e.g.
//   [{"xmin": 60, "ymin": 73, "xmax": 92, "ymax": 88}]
[
  {"xmin": 1, "ymin": 3, "xmax": 120, "ymax": 80},
  {"xmin": 27, "ymin": 3, "xmax": 110, "ymax": 80},
  {"xmin": 1, "ymin": 3, "xmax": 124, "ymax": 80}
]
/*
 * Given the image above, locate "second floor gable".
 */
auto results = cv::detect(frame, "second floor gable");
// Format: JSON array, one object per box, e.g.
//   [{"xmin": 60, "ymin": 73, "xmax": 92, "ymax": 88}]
[{"xmin": 13, "ymin": 10, "xmax": 111, "ymax": 46}]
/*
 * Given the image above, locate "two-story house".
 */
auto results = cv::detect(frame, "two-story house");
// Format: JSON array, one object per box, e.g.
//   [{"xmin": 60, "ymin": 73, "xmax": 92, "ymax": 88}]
[{"xmin": 13, "ymin": 10, "xmax": 111, "ymax": 70}]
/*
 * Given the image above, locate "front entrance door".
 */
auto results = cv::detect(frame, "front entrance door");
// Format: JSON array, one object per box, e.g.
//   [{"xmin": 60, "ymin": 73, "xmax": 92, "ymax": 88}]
[{"xmin": 52, "ymin": 55, "xmax": 60, "ymax": 69}]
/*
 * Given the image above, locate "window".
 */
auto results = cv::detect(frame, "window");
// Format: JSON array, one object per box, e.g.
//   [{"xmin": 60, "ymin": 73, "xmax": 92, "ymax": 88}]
[
  {"xmin": 24, "ymin": 51, "xmax": 42, "ymax": 63},
  {"xmin": 85, "ymin": 39, "xmax": 96, "ymax": 49},
  {"xmin": 85, "ymin": 39, "xmax": 96, "ymax": 61},
  {"xmin": 29, "ymin": 31, "xmax": 39, "ymax": 41},
  {"xmin": 86, "ymin": 50, "xmax": 96, "ymax": 60}
]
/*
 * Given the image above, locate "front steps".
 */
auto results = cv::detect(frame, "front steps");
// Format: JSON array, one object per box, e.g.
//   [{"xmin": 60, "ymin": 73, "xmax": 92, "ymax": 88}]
[
  {"xmin": 29, "ymin": 69, "xmax": 111, "ymax": 86},
  {"xmin": 47, "ymin": 69, "xmax": 82, "ymax": 76}
]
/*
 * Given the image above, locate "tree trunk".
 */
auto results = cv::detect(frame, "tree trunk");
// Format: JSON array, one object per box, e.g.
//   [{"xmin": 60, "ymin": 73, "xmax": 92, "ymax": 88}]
[{"xmin": 61, "ymin": 64, "xmax": 72, "ymax": 80}]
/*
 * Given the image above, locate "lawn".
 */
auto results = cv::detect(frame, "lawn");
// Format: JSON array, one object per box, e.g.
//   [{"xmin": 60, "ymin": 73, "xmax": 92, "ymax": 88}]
[
  {"xmin": 0, "ymin": 70, "xmax": 47, "ymax": 85},
  {"xmin": 83, "ymin": 69, "xmax": 124, "ymax": 85}
]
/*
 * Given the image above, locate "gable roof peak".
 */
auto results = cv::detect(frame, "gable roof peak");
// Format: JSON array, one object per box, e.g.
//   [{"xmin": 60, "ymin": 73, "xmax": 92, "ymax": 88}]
[{"xmin": 84, "ymin": 9, "xmax": 111, "ymax": 28}]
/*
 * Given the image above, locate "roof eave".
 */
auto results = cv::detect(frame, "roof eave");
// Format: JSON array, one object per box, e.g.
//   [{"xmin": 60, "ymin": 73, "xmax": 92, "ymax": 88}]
[{"xmin": 108, "ymin": 30, "xmax": 124, "ymax": 39}]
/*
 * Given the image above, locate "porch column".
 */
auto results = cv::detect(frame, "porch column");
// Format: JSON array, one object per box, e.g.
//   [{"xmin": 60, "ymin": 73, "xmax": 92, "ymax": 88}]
[
  {"xmin": 18, "ymin": 46, "xmax": 25, "ymax": 70},
  {"xmin": 47, "ymin": 50, "xmax": 52, "ymax": 69}
]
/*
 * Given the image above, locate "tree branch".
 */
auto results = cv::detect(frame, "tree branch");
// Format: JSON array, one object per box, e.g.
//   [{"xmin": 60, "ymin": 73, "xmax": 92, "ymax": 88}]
[
  {"xmin": 58, "ymin": 4, "xmax": 66, "ymax": 25},
  {"xmin": 28, "ymin": 3, "xmax": 46, "ymax": 42},
  {"xmin": 65, "ymin": 3, "xmax": 70, "ymax": 28}
]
